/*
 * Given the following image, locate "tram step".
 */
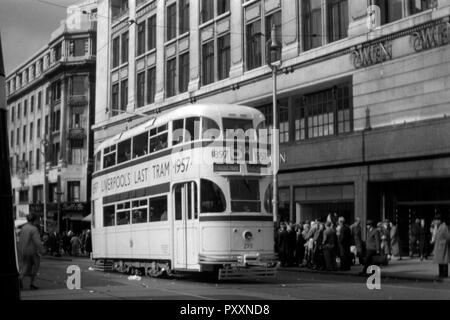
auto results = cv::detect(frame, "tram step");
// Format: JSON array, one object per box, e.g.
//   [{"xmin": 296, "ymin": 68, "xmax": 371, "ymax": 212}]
[
  {"xmin": 92, "ymin": 260, "xmax": 114, "ymax": 272},
  {"xmin": 218, "ymin": 267, "xmax": 277, "ymax": 280}
]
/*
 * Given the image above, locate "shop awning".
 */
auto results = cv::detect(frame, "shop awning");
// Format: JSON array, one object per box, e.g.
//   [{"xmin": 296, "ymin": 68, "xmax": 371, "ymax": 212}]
[
  {"xmin": 15, "ymin": 219, "xmax": 27, "ymax": 228},
  {"xmin": 82, "ymin": 214, "xmax": 92, "ymax": 222},
  {"xmin": 62, "ymin": 213, "xmax": 84, "ymax": 221}
]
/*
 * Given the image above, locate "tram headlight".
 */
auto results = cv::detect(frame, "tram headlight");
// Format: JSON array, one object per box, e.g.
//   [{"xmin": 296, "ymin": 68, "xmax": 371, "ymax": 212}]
[{"xmin": 243, "ymin": 230, "xmax": 253, "ymax": 241}]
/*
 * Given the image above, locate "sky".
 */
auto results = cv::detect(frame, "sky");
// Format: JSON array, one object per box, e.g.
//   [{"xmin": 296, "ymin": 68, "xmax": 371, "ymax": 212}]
[{"xmin": 0, "ymin": 0, "xmax": 78, "ymax": 74}]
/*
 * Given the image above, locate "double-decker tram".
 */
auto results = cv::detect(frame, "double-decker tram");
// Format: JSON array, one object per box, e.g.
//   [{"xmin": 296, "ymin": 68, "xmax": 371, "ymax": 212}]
[{"xmin": 91, "ymin": 104, "xmax": 278, "ymax": 279}]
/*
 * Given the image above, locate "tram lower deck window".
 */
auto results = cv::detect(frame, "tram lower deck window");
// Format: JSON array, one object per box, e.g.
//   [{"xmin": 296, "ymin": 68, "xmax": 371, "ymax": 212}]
[
  {"xmin": 103, "ymin": 205, "xmax": 115, "ymax": 227},
  {"xmin": 230, "ymin": 179, "xmax": 261, "ymax": 213},
  {"xmin": 150, "ymin": 195, "xmax": 168, "ymax": 222},
  {"xmin": 200, "ymin": 179, "xmax": 226, "ymax": 213}
]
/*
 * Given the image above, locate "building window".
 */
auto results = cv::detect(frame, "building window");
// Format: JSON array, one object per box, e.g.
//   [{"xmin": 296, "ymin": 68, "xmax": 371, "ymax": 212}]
[
  {"xmin": 11, "ymin": 106, "xmax": 14, "ymax": 123},
  {"xmin": 38, "ymin": 91, "xmax": 42, "ymax": 110},
  {"xmin": 30, "ymin": 95, "xmax": 34, "ymax": 113},
  {"xmin": 147, "ymin": 67, "xmax": 156, "ymax": 104},
  {"xmin": 17, "ymin": 103, "xmax": 20, "ymax": 119},
  {"xmin": 120, "ymin": 78, "xmax": 128, "ymax": 111},
  {"xmin": 45, "ymin": 115, "xmax": 49, "ymax": 135},
  {"xmin": 179, "ymin": 52, "xmax": 189, "ymax": 94},
  {"xmin": 243, "ymin": 4, "xmax": 281, "ymax": 70},
  {"xmin": 16, "ymin": 128, "xmax": 20, "ymax": 145},
  {"xmin": 167, "ymin": 3, "xmax": 177, "ymax": 41},
  {"xmin": 279, "ymin": 103, "xmax": 289, "ymax": 144},
  {"xmin": 112, "ymin": 36, "xmax": 120, "ymax": 68},
  {"xmin": 36, "ymin": 148, "xmax": 40, "ymax": 170},
  {"xmin": 19, "ymin": 189, "xmax": 29, "ymax": 203},
  {"xmin": 72, "ymin": 75, "xmax": 86, "ymax": 96},
  {"xmin": 111, "ymin": 0, "xmax": 129, "ymax": 21},
  {"xmin": 301, "ymin": 0, "xmax": 324, "ymax": 50},
  {"xmin": 33, "ymin": 185, "xmax": 43, "ymax": 203},
  {"xmin": 121, "ymin": 31, "xmax": 129, "ymax": 64},
  {"xmin": 70, "ymin": 39, "xmax": 87, "ymax": 57},
  {"xmin": 29, "ymin": 150, "xmax": 33, "ymax": 171},
  {"xmin": 71, "ymin": 112, "xmax": 82, "ymax": 129},
  {"xmin": 112, "ymin": 83, "xmax": 119, "ymax": 115},
  {"xmin": 408, "ymin": 0, "xmax": 433, "ymax": 15},
  {"xmin": 147, "ymin": 15, "xmax": 157, "ymax": 51},
  {"xmin": 24, "ymin": 99, "xmax": 27, "ymax": 117},
  {"xmin": 67, "ymin": 181, "xmax": 81, "ymax": 202},
  {"xmin": 54, "ymin": 43, "xmax": 62, "ymax": 61},
  {"xmin": 10, "ymin": 130, "xmax": 14, "ymax": 147},
  {"xmin": 30, "ymin": 122, "xmax": 33, "ymax": 141},
  {"xmin": 327, "ymin": 0, "xmax": 348, "ymax": 43},
  {"xmin": 51, "ymin": 81, "xmax": 62, "ymax": 102},
  {"xmin": 51, "ymin": 110, "xmax": 61, "ymax": 132},
  {"xmin": 51, "ymin": 142, "xmax": 60, "ymax": 166},
  {"xmin": 136, "ymin": 71, "xmax": 145, "ymax": 108},
  {"xmin": 23, "ymin": 125, "xmax": 26, "ymax": 143},
  {"xmin": 294, "ymin": 84, "xmax": 352, "ymax": 140},
  {"xmin": 202, "ymin": 41, "xmax": 214, "ymax": 85},
  {"xmin": 218, "ymin": 34, "xmax": 230, "ymax": 80},
  {"xmin": 201, "ymin": 0, "xmax": 214, "ymax": 23},
  {"xmin": 179, "ymin": 0, "xmax": 190, "ymax": 35},
  {"xmin": 166, "ymin": 58, "xmax": 176, "ymax": 98},
  {"xmin": 37, "ymin": 119, "xmax": 41, "ymax": 138},
  {"xmin": 217, "ymin": 0, "xmax": 230, "ymax": 16},
  {"xmin": 137, "ymin": 22, "xmax": 146, "ymax": 56}
]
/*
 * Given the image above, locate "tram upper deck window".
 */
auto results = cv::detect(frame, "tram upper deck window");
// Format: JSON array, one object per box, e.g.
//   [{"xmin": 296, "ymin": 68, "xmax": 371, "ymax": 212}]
[
  {"xmin": 132, "ymin": 131, "xmax": 148, "ymax": 158},
  {"xmin": 103, "ymin": 205, "xmax": 115, "ymax": 227},
  {"xmin": 172, "ymin": 119, "xmax": 184, "ymax": 146},
  {"xmin": 223, "ymin": 118, "xmax": 254, "ymax": 139},
  {"xmin": 94, "ymin": 152, "xmax": 101, "ymax": 172},
  {"xmin": 117, "ymin": 201, "xmax": 131, "ymax": 225},
  {"xmin": 230, "ymin": 179, "xmax": 261, "ymax": 212},
  {"xmin": 185, "ymin": 117, "xmax": 200, "ymax": 142},
  {"xmin": 149, "ymin": 124, "xmax": 168, "ymax": 153},
  {"xmin": 200, "ymin": 179, "xmax": 226, "ymax": 213},
  {"xmin": 132, "ymin": 199, "xmax": 148, "ymax": 224},
  {"xmin": 202, "ymin": 117, "xmax": 220, "ymax": 140},
  {"xmin": 103, "ymin": 145, "xmax": 116, "ymax": 168},
  {"xmin": 117, "ymin": 138, "xmax": 131, "ymax": 164},
  {"xmin": 149, "ymin": 195, "xmax": 168, "ymax": 222}
]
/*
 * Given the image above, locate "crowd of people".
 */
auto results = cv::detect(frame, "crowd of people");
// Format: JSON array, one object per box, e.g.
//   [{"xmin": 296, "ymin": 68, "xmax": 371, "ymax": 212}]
[
  {"xmin": 42, "ymin": 229, "xmax": 92, "ymax": 258},
  {"xmin": 275, "ymin": 213, "xmax": 450, "ymax": 277}
]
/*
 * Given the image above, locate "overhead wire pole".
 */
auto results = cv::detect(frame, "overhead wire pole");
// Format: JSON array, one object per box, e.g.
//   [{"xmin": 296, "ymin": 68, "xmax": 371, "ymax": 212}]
[
  {"xmin": 0, "ymin": 30, "xmax": 20, "ymax": 299},
  {"xmin": 268, "ymin": 24, "xmax": 281, "ymax": 225}
]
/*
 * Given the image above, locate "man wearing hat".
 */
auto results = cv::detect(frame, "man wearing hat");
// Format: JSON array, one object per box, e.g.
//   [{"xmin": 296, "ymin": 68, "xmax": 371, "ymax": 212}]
[
  {"xmin": 359, "ymin": 220, "xmax": 380, "ymax": 275},
  {"xmin": 431, "ymin": 215, "xmax": 449, "ymax": 278}
]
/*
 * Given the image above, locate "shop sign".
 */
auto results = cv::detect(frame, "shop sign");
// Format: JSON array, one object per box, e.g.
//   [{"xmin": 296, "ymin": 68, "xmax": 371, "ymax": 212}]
[
  {"xmin": 411, "ymin": 21, "xmax": 450, "ymax": 52},
  {"xmin": 61, "ymin": 202, "xmax": 89, "ymax": 213},
  {"xmin": 29, "ymin": 203, "xmax": 43, "ymax": 213},
  {"xmin": 350, "ymin": 41, "xmax": 392, "ymax": 69}
]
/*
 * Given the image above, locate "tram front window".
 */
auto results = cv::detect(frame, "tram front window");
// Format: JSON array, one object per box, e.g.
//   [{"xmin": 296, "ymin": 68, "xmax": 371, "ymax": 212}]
[
  {"xmin": 230, "ymin": 178, "xmax": 261, "ymax": 213},
  {"xmin": 223, "ymin": 118, "xmax": 254, "ymax": 138},
  {"xmin": 200, "ymin": 179, "xmax": 226, "ymax": 213}
]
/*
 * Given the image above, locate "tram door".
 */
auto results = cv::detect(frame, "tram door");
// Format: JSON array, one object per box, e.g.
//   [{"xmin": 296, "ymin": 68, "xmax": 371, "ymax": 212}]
[{"xmin": 173, "ymin": 182, "xmax": 199, "ymax": 270}]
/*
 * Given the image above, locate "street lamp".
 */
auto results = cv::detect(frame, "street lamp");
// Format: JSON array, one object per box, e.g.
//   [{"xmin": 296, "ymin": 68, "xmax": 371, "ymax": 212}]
[{"xmin": 268, "ymin": 24, "xmax": 281, "ymax": 224}]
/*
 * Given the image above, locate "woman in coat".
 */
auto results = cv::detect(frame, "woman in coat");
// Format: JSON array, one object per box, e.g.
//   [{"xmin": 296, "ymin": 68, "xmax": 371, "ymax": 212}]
[
  {"xmin": 390, "ymin": 221, "xmax": 401, "ymax": 259},
  {"xmin": 431, "ymin": 215, "xmax": 450, "ymax": 278}
]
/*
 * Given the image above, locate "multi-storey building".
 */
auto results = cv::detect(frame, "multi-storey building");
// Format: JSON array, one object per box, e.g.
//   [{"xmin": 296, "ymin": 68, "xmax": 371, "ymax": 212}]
[
  {"xmin": 94, "ymin": 0, "xmax": 450, "ymax": 254},
  {"xmin": 6, "ymin": 1, "xmax": 97, "ymax": 233}
]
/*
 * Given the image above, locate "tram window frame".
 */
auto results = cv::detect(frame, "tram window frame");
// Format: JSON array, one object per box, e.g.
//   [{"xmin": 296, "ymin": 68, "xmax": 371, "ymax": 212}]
[
  {"xmin": 117, "ymin": 138, "xmax": 132, "ymax": 164},
  {"xmin": 229, "ymin": 178, "xmax": 261, "ymax": 213},
  {"xmin": 94, "ymin": 152, "xmax": 101, "ymax": 171},
  {"xmin": 200, "ymin": 179, "xmax": 226, "ymax": 213},
  {"xmin": 132, "ymin": 131, "xmax": 149, "ymax": 158},
  {"xmin": 202, "ymin": 117, "xmax": 220, "ymax": 140},
  {"xmin": 172, "ymin": 119, "xmax": 184, "ymax": 146},
  {"xmin": 132, "ymin": 198, "xmax": 148, "ymax": 224},
  {"xmin": 149, "ymin": 195, "xmax": 168, "ymax": 222},
  {"xmin": 116, "ymin": 201, "xmax": 131, "ymax": 225},
  {"xmin": 103, "ymin": 205, "xmax": 116, "ymax": 227},
  {"xmin": 149, "ymin": 124, "xmax": 168, "ymax": 153},
  {"xmin": 103, "ymin": 145, "xmax": 117, "ymax": 168}
]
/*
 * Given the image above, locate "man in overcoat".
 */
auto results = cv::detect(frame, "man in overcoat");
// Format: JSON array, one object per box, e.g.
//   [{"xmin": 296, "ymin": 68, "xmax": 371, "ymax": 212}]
[{"xmin": 431, "ymin": 215, "xmax": 449, "ymax": 278}]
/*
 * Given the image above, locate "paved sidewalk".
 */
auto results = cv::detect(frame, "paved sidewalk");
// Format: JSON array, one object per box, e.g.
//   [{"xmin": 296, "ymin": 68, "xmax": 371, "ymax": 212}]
[{"xmin": 280, "ymin": 258, "xmax": 450, "ymax": 283}]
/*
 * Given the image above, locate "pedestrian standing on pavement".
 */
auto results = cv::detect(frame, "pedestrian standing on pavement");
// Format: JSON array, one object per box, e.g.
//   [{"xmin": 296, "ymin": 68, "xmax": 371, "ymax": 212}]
[
  {"xmin": 312, "ymin": 221, "xmax": 325, "ymax": 271},
  {"xmin": 409, "ymin": 218, "xmax": 421, "ymax": 258},
  {"xmin": 359, "ymin": 220, "xmax": 381, "ymax": 275},
  {"xmin": 278, "ymin": 222, "xmax": 289, "ymax": 267},
  {"xmin": 323, "ymin": 221, "xmax": 337, "ymax": 271},
  {"xmin": 380, "ymin": 221, "xmax": 390, "ymax": 260},
  {"xmin": 350, "ymin": 218, "xmax": 364, "ymax": 265},
  {"xmin": 338, "ymin": 217, "xmax": 352, "ymax": 271},
  {"xmin": 431, "ymin": 215, "xmax": 450, "ymax": 278},
  {"xmin": 71, "ymin": 233, "xmax": 82, "ymax": 257},
  {"xmin": 85, "ymin": 229, "xmax": 93, "ymax": 259},
  {"xmin": 18, "ymin": 213, "xmax": 45, "ymax": 290},
  {"xmin": 418, "ymin": 219, "xmax": 428, "ymax": 261},
  {"xmin": 295, "ymin": 224, "xmax": 305, "ymax": 266},
  {"xmin": 287, "ymin": 222, "xmax": 297, "ymax": 266},
  {"xmin": 390, "ymin": 221, "xmax": 402, "ymax": 260}
]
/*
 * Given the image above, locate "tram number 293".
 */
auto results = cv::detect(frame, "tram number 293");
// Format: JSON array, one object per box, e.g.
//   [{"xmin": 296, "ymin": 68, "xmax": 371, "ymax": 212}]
[
  {"xmin": 244, "ymin": 243, "xmax": 253, "ymax": 249},
  {"xmin": 174, "ymin": 157, "xmax": 190, "ymax": 174}
]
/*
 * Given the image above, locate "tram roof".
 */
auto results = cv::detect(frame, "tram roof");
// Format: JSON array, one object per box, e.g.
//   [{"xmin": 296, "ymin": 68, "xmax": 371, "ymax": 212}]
[{"xmin": 95, "ymin": 103, "xmax": 264, "ymax": 153}]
